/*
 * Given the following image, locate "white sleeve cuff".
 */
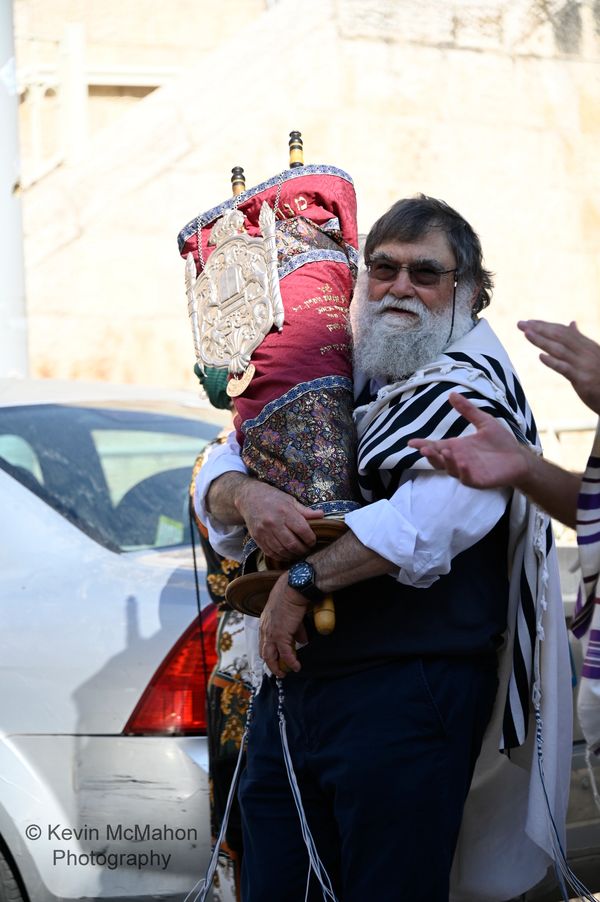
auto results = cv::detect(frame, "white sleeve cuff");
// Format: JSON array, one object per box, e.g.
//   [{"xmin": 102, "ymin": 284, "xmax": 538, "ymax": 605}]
[
  {"xmin": 345, "ymin": 474, "xmax": 510, "ymax": 589},
  {"xmin": 193, "ymin": 433, "xmax": 248, "ymax": 559},
  {"xmin": 345, "ymin": 496, "xmax": 418, "ymax": 580}
]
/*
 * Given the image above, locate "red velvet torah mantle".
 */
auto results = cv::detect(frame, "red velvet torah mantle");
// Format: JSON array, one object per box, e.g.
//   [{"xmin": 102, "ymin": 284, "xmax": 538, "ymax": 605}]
[{"xmin": 177, "ymin": 165, "xmax": 361, "ymax": 517}]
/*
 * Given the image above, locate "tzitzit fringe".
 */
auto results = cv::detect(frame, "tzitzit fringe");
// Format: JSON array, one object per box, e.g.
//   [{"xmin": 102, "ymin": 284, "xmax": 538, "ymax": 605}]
[{"xmin": 183, "ymin": 687, "xmax": 256, "ymax": 902}]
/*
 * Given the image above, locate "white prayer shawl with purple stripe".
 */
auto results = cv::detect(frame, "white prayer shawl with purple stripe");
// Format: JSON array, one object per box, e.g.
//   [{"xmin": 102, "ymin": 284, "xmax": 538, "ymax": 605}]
[
  {"xmin": 355, "ymin": 319, "xmax": 572, "ymax": 901},
  {"xmin": 571, "ymin": 421, "xmax": 600, "ymax": 754}
]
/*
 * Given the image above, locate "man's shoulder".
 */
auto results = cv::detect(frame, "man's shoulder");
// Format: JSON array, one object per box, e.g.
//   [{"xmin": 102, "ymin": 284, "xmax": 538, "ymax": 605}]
[{"xmin": 447, "ymin": 318, "xmax": 513, "ymax": 365}]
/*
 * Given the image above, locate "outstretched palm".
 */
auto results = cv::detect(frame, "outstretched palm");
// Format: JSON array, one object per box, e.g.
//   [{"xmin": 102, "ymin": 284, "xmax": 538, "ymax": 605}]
[
  {"xmin": 518, "ymin": 319, "xmax": 600, "ymax": 416},
  {"xmin": 409, "ymin": 392, "xmax": 529, "ymax": 489}
]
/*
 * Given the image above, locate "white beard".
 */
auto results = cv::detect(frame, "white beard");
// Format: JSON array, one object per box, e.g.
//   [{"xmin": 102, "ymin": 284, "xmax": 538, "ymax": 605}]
[{"xmin": 350, "ymin": 275, "xmax": 475, "ymax": 382}]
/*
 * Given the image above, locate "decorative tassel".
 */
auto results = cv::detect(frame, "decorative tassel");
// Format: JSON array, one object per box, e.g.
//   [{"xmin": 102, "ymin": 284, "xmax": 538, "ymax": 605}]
[
  {"xmin": 184, "ymin": 677, "xmax": 341, "ymax": 902},
  {"xmin": 184, "ymin": 687, "xmax": 256, "ymax": 902},
  {"xmin": 533, "ymin": 707, "xmax": 597, "ymax": 901},
  {"xmin": 276, "ymin": 679, "xmax": 339, "ymax": 902},
  {"xmin": 585, "ymin": 744, "xmax": 600, "ymax": 814}
]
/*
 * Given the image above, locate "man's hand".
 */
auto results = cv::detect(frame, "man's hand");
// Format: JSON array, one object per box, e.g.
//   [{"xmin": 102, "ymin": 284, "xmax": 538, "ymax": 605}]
[
  {"xmin": 259, "ymin": 572, "xmax": 309, "ymax": 677},
  {"xmin": 518, "ymin": 319, "xmax": 600, "ymax": 416},
  {"xmin": 408, "ymin": 393, "xmax": 529, "ymax": 489},
  {"xmin": 207, "ymin": 472, "xmax": 324, "ymax": 563},
  {"xmin": 235, "ymin": 479, "xmax": 324, "ymax": 563},
  {"xmin": 408, "ymin": 391, "xmax": 581, "ymax": 528}
]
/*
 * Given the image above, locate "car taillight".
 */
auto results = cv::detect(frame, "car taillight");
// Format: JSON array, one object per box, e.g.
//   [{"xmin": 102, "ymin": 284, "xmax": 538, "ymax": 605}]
[{"xmin": 124, "ymin": 605, "xmax": 218, "ymax": 736}]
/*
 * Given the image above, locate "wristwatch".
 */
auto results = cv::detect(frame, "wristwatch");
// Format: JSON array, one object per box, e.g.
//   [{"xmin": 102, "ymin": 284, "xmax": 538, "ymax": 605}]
[{"xmin": 287, "ymin": 560, "xmax": 325, "ymax": 603}]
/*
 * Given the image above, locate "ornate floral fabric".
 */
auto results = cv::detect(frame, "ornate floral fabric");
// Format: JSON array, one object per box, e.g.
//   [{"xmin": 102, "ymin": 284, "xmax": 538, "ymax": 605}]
[
  {"xmin": 275, "ymin": 216, "xmax": 357, "ymax": 281},
  {"xmin": 189, "ymin": 450, "xmax": 250, "ymax": 891},
  {"xmin": 242, "ymin": 377, "xmax": 359, "ymax": 514}
]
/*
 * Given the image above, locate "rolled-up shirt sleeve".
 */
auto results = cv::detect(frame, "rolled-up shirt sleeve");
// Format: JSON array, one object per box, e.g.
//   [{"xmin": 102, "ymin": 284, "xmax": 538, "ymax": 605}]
[
  {"xmin": 344, "ymin": 471, "xmax": 511, "ymax": 588},
  {"xmin": 194, "ymin": 431, "xmax": 248, "ymax": 559}
]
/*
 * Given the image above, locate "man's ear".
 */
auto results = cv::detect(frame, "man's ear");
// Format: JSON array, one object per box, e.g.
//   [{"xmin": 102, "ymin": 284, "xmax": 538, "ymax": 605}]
[{"xmin": 469, "ymin": 282, "xmax": 482, "ymax": 314}]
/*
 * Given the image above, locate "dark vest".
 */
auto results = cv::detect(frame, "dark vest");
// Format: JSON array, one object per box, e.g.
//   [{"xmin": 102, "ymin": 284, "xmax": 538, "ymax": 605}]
[{"xmin": 297, "ymin": 509, "xmax": 509, "ymax": 678}]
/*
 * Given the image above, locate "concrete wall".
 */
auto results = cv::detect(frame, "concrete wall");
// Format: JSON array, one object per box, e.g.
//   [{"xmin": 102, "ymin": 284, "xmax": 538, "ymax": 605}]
[
  {"xmin": 15, "ymin": 0, "xmax": 267, "ymax": 171},
  {"xmin": 15, "ymin": 0, "xmax": 600, "ymax": 482},
  {"xmin": 15, "ymin": 0, "xmax": 268, "ymax": 67}
]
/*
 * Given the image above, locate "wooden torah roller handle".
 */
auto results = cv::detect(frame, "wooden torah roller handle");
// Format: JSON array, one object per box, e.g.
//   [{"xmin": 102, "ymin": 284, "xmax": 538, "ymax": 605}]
[
  {"xmin": 313, "ymin": 594, "xmax": 335, "ymax": 636},
  {"xmin": 225, "ymin": 519, "xmax": 347, "ymax": 635}
]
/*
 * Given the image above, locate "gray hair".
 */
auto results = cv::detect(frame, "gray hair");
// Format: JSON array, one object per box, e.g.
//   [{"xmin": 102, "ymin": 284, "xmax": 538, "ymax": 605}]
[{"xmin": 364, "ymin": 194, "xmax": 493, "ymax": 314}]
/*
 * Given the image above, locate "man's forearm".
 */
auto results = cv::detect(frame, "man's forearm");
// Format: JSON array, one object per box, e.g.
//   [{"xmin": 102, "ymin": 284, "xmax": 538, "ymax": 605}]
[
  {"xmin": 516, "ymin": 450, "xmax": 581, "ymax": 529},
  {"xmin": 308, "ymin": 529, "xmax": 395, "ymax": 593},
  {"xmin": 206, "ymin": 471, "xmax": 251, "ymax": 525}
]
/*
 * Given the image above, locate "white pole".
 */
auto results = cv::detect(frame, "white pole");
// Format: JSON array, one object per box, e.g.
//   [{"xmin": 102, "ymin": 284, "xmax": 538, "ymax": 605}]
[{"xmin": 0, "ymin": 0, "xmax": 28, "ymax": 377}]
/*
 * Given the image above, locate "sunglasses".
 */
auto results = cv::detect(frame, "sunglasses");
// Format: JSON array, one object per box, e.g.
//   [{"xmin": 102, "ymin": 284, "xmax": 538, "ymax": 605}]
[{"xmin": 366, "ymin": 258, "xmax": 458, "ymax": 287}]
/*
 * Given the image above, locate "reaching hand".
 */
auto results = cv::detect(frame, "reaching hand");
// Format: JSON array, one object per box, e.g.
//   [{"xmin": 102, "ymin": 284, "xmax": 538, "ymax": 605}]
[
  {"xmin": 235, "ymin": 478, "xmax": 324, "ymax": 563},
  {"xmin": 408, "ymin": 393, "xmax": 530, "ymax": 489},
  {"xmin": 518, "ymin": 319, "xmax": 600, "ymax": 416}
]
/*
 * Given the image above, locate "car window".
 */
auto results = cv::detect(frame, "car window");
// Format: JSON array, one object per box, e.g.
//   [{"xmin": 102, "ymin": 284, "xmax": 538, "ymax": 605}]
[
  {"xmin": 0, "ymin": 434, "xmax": 44, "ymax": 483},
  {"xmin": 93, "ymin": 429, "xmax": 204, "ymax": 506},
  {"xmin": 0, "ymin": 401, "xmax": 230, "ymax": 552}
]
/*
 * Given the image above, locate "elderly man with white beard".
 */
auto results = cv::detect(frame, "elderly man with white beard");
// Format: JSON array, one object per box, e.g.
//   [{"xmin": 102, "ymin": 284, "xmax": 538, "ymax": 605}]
[{"xmin": 196, "ymin": 195, "xmax": 572, "ymax": 902}]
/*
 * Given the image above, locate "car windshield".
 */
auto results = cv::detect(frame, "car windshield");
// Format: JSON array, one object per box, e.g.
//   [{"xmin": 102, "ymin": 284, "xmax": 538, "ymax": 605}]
[{"xmin": 0, "ymin": 400, "xmax": 230, "ymax": 552}]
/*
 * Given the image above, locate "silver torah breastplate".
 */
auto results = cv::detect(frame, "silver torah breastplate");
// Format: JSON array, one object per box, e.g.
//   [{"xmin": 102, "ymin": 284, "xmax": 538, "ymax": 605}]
[{"xmin": 186, "ymin": 203, "xmax": 284, "ymax": 378}]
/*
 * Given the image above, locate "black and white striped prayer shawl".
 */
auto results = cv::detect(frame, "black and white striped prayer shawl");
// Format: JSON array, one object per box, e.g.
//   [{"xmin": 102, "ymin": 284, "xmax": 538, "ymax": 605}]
[{"xmin": 354, "ymin": 327, "xmax": 554, "ymax": 752}]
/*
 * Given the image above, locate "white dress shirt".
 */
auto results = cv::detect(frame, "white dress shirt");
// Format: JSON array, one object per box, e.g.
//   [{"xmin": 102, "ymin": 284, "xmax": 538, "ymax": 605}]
[{"xmin": 194, "ymin": 422, "xmax": 510, "ymax": 585}]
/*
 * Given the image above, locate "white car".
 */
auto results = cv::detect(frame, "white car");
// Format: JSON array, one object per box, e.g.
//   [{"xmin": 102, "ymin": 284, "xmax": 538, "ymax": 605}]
[
  {"xmin": 0, "ymin": 379, "xmax": 230, "ymax": 902},
  {"xmin": 3, "ymin": 379, "xmax": 599, "ymax": 902}
]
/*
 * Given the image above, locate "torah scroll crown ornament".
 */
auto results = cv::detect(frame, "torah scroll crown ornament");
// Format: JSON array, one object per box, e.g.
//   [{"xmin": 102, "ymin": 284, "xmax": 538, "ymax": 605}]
[{"xmin": 186, "ymin": 202, "xmax": 284, "ymax": 380}]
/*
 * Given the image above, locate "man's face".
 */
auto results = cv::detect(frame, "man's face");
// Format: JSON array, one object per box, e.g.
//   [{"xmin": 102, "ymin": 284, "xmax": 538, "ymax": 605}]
[
  {"xmin": 366, "ymin": 230, "xmax": 457, "ymax": 319},
  {"xmin": 352, "ymin": 229, "xmax": 475, "ymax": 381}
]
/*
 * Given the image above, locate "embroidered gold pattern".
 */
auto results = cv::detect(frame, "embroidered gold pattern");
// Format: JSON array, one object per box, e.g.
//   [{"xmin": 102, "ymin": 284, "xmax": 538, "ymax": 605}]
[{"xmin": 242, "ymin": 384, "xmax": 358, "ymax": 507}]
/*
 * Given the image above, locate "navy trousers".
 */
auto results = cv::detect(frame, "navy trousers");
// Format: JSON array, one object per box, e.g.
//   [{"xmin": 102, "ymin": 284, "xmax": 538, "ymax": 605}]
[{"xmin": 239, "ymin": 656, "xmax": 497, "ymax": 902}]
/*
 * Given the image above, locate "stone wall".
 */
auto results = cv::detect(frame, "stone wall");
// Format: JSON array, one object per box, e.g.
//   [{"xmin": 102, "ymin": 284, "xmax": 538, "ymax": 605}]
[
  {"xmin": 15, "ymin": 0, "xmax": 267, "ymax": 67},
  {"xmin": 15, "ymin": 0, "xmax": 267, "ymax": 171},
  {"xmin": 16, "ymin": 0, "xmax": 600, "ymax": 477}
]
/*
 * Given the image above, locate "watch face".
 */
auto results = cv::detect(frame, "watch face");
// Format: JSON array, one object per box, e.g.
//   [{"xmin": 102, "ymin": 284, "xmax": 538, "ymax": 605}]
[{"xmin": 289, "ymin": 561, "xmax": 313, "ymax": 589}]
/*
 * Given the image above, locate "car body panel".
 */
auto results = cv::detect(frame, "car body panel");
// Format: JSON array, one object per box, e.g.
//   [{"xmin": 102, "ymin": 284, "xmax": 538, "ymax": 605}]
[
  {"xmin": 0, "ymin": 381, "xmax": 228, "ymax": 901},
  {"xmin": 0, "ymin": 736, "xmax": 211, "ymax": 900},
  {"xmin": 1, "ymin": 468, "xmax": 212, "ymax": 735}
]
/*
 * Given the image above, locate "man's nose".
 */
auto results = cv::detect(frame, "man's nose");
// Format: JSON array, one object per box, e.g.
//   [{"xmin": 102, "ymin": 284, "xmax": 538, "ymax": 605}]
[{"xmin": 388, "ymin": 266, "xmax": 414, "ymax": 297}]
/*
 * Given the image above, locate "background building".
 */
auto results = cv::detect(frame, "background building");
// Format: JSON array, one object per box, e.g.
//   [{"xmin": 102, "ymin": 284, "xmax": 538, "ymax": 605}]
[{"xmin": 13, "ymin": 0, "xmax": 600, "ymax": 534}]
